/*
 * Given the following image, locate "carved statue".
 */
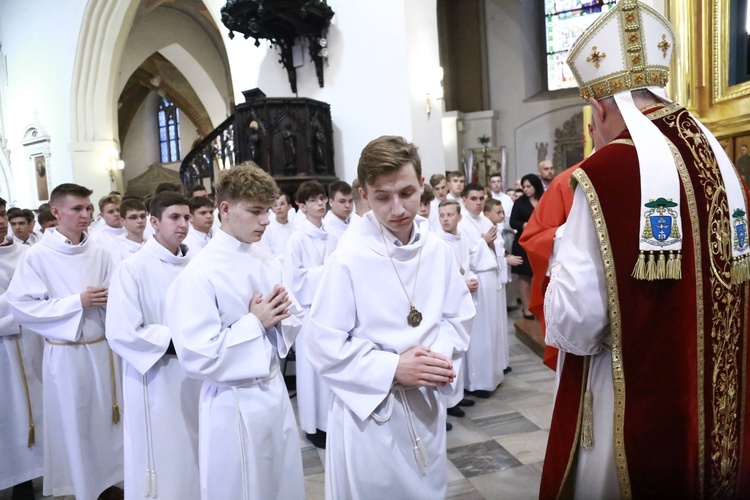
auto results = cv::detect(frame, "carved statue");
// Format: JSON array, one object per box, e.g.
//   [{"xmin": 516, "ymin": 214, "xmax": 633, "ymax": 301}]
[
  {"xmin": 314, "ymin": 130, "xmax": 327, "ymax": 173},
  {"xmin": 282, "ymin": 126, "xmax": 297, "ymax": 175},
  {"xmin": 248, "ymin": 120, "xmax": 260, "ymax": 163},
  {"xmin": 535, "ymin": 142, "xmax": 548, "ymax": 162}
]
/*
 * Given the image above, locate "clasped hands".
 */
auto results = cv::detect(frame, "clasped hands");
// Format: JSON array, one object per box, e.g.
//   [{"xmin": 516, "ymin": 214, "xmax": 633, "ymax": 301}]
[
  {"xmin": 395, "ymin": 345, "xmax": 455, "ymax": 389},
  {"xmin": 250, "ymin": 284, "xmax": 292, "ymax": 330}
]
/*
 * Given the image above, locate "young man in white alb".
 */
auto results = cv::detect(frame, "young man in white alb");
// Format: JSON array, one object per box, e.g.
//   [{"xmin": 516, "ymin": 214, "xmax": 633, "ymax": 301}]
[
  {"xmin": 322, "ymin": 180, "xmax": 353, "ymax": 240},
  {"xmin": 107, "ymin": 191, "xmax": 202, "ymax": 500},
  {"xmin": 118, "ymin": 198, "xmax": 148, "ymax": 260},
  {"xmin": 183, "ymin": 196, "xmax": 214, "ymax": 257},
  {"xmin": 37, "ymin": 210, "xmax": 58, "ymax": 234},
  {"xmin": 285, "ymin": 180, "xmax": 339, "ymax": 448},
  {"xmin": 436, "ymin": 200, "xmax": 478, "ymax": 418},
  {"xmin": 8, "ymin": 208, "xmax": 38, "ymax": 246},
  {"xmin": 459, "ymin": 182, "xmax": 505, "ymax": 397},
  {"xmin": 259, "ymin": 192, "xmax": 296, "ymax": 263},
  {"xmin": 484, "ymin": 197, "xmax": 522, "ymax": 375},
  {"xmin": 7, "ymin": 183, "xmax": 124, "ymax": 500},
  {"xmin": 91, "ymin": 194, "xmax": 127, "ymax": 267},
  {"xmin": 0, "ymin": 196, "xmax": 43, "ymax": 500},
  {"xmin": 307, "ymin": 135, "xmax": 474, "ymax": 498},
  {"xmin": 428, "ymin": 174, "xmax": 448, "ymax": 230},
  {"xmin": 166, "ymin": 163, "xmax": 304, "ymax": 499}
]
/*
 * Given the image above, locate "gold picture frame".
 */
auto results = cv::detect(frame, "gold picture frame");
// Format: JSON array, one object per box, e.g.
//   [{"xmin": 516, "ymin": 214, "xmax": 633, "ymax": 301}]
[{"xmin": 712, "ymin": 1, "xmax": 750, "ymax": 103}]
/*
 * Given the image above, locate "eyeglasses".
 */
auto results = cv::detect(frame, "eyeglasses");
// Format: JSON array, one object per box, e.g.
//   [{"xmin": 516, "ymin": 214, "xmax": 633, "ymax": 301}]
[{"xmin": 126, "ymin": 214, "xmax": 148, "ymax": 221}]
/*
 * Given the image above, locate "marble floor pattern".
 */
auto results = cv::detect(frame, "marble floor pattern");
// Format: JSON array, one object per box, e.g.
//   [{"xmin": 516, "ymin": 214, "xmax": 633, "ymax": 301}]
[{"xmin": 2, "ymin": 311, "xmax": 555, "ymax": 500}]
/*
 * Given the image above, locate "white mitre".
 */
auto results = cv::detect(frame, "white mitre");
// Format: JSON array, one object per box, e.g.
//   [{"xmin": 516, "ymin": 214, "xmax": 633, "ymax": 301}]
[{"xmin": 565, "ymin": 0, "xmax": 750, "ymax": 283}]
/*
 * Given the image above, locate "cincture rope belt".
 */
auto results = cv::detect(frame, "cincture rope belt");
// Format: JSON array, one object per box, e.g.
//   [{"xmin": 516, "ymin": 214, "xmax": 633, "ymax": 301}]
[
  {"xmin": 371, "ymin": 384, "xmax": 430, "ymax": 475},
  {"xmin": 232, "ymin": 362, "xmax": 280, "ymax": 500},
  {"xmin": 45, "ymin": 336, "xmax": 121, "ymax": 424},
  {"xmin": 15, "ymin": 331, "xmax": 35, "ymax": 447}
]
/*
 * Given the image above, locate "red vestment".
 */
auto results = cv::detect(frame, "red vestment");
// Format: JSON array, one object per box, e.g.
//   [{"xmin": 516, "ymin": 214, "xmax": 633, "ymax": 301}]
[
  {"xmin": 540, "ymin": 103, "xmax": 750, "ymax": 498},
  {"xmin": 519, "ymin": 166, "xmax": 577, "ymax": 370}
]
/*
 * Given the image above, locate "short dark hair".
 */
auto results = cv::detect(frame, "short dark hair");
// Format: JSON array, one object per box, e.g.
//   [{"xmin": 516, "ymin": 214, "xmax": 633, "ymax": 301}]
[
  {"xmin": 295, "ymin": 180, "xmax": 326, "ymax": 204},
  {"xmin": 461, "ymin": 182, "xmax": 485, "ymax": 198},
  {"xmin": 329, "ymin": 180, "xmax": 352, "ymax": 199},
  {"xmin": 277, "ymin": 192, "xmax": 291, "ymax": 204},
  {"xmin": 421, "ymin": 184, "xmax": 435, "ymax": 204},
  {"xmin": 38, "ymin": 210, "xmax": 57, "ymax": 226},
  {"xmin": 357, "ymin": 136, "xmax": 421, "ymax": 190},
  {"xmin": 154, "ymin": 182, "xmax": 182, "ymax": 195},
  {"xmin": 119, "ymin": 198, "xmax": 147, "ymax": 217},
  {"xmin": 38, "ymin": 202, "xmax": 50, "ymax": 212},
  {"xmin": 189, "ymin": 196, "xmax": 214, "ymax": 214},
  {"xmin": 8, "ymin": 208, "xmax": 34, "ymax": 223},
  {"xmin": 50, "ymin": 183, "xmax": 93, "ymax": 206},
  {"xmin": 520, "ymin": 174, "xmax": 544, "ymax": 201},
  {"xmin": 150, "ymin": 192, "xmax": 189, "ymax": 220},
  {"xmin": 0, "ymin": 196, "xmax": 6, "ymax": 208},
  {"xmin": 188, "ymin": 184, "xmax": 208, "ymax": 197},
  {"xmin": 446, "ymin": 171, "xmax": 465, "ymax": 181},
  {"xmin": 489, "ymin": 172, "xmax": 502, "ymax": 180}
]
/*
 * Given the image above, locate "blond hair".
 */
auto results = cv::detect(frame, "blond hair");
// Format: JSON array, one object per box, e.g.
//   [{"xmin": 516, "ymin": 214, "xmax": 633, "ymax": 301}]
[{"xmin": 215, "ymin": 162, "xmax": 279, "ymax": 206}]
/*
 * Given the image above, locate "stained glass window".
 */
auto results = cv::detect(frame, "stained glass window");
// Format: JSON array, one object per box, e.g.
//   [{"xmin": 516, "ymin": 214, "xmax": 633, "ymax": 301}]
[
  {"xmin": 545, "ymin": 0, "xmax": 617, "ymax": 91},
  {"xmin": 158, "ymin": 97, "xmax": 181, "ymax": 163}
]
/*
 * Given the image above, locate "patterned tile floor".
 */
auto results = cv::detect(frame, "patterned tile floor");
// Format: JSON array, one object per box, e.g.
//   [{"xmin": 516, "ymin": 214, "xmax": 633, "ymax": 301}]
[{"xmin": 2, "ymin": 311, "xmax": 554, "ymax": 500}]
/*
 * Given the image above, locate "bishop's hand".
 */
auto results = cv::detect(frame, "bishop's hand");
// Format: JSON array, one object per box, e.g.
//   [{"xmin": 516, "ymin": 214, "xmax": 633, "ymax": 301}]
[
  {"xmin": 250, "ymin": 284, "xmax": 292, "ymax": 330},
  {"xmin": 395, "ymin": 345, "xmax": 455, "ymax": 388}
]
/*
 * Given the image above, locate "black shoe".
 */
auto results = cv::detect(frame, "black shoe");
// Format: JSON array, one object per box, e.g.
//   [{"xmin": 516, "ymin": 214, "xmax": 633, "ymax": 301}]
[
  {"xmin": 306, "ymin": 429, "xmax": 327, "ymax": 449},
  {"xmin": 503, "ymin": 366, "xmax": 512, "ymax": 375},
  {"xmin": 446, "ymin": 422, "xmax": 453, "ymax": 431},
  {"xmin": 447, "ymin": 405, "xmax": 465, "ymax": 417},
  {"xmin": 465, "ymin": 389, "xmax": 492, "ymax": 399},
  {"xmin": 457, "ymin": 398, "xmax": 475, "ymax": 407}
]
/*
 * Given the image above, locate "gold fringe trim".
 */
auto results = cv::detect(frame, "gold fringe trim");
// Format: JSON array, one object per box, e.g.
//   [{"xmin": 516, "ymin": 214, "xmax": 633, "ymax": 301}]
[
  {"xmin": 632, "ymin": 250, "xmax": 682, "ymax": 280},
  {"xmin": 109, "ymin": 348, "xmax": 121, "ymax": 425},
  {"xmin": 15, "ymin": 336, "xmax": 36, "ymax": 448},
  {"xmin": 581, "ymin": 388, "xmax": 594, "ymax": 449},
  {"xmin": 731, "ymin": 254, "xmax": 750, "ymax": 285}
]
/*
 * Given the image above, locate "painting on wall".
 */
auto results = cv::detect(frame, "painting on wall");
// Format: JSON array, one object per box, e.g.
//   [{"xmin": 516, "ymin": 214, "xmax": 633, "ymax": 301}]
[
  {"xmin": 34, "ymin": 156, "xmax": 48, "ymax": 201},
  {"xmin": 735, "ymin": 135, "xmax": 750, "ymax": 186}
]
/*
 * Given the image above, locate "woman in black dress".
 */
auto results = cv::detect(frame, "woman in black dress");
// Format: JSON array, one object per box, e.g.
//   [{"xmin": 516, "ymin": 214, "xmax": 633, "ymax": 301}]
[{"xmin": 510, "ymin": 173, "xmax": 544, "ymax": 319}]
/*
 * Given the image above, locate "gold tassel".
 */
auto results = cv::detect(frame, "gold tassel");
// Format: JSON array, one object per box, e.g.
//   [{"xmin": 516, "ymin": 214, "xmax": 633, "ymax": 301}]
[
  {"xmin": 581, "ymin": 389, "xmax": 594, "ymax": 449},
  {"xmin": 28, "ymin": 423, "xmax": 35, "ymax": 448},
  {"xmin": 674, "ymin": 252, "xmax": 682, "ymax": 279},
  {"xmin": 656, "ymin": 252, "xmax": 666, "ymax": 279},
  {"xmin": 645, "ymin": 251, "xmax": 656, "ymax": 281},
  {"xmin": 632, "ymin": 251, "xmax": 647, "ymax": 279},
  {"xmin": 112, "ymin": 404, "xmax": 121, "ymax": 425}
]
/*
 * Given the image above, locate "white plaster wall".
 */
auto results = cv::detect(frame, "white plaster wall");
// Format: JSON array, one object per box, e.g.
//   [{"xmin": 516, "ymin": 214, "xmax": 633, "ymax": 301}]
[
  {"xmin": 122, "ymin": 91, "xmax": 199, "ymax": 187},
  {"xmin": 118, "ymin": 7, "xmax": 231, "ymax": 127},
  {"xmin": 0, "ymin": 0, "xmax": 87, "ymax": 208}
]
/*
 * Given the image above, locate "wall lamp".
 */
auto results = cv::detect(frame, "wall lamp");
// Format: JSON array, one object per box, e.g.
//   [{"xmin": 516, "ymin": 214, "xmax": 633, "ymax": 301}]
[
  {"xmin": 105, "ymin": 152, "xmax": 125, "ymax": 183},
  {"xmin": 426, "ymin": 67, "xmax": 444, "ymax": 119}
]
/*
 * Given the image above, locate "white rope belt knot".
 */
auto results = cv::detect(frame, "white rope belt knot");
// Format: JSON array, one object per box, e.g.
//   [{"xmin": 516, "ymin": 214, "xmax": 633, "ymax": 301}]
[{"xmin": 371, "ymin": 384, "xmax": 430, "ymax": 475}]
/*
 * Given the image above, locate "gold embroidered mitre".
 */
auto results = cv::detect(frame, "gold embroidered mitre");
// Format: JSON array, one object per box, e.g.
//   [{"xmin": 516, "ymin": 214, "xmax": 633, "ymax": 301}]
[{"xmin": 565, "ymin": 0, "xmax": 675, "ymax": 101}]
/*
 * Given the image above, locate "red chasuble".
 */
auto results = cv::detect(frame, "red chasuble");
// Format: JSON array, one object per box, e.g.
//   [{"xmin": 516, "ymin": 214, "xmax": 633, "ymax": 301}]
[
  {"xmin": 540, "ymin": 103, "xmax": 750, "ymax": 499},
  {"xmin": 519, "ymin": 165, "xmax": 577, "ymax": 370}
]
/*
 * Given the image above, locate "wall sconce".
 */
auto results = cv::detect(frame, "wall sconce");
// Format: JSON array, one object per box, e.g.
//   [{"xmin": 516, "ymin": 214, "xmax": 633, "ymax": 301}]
[
  {"xmin": 426, "ymin": 67, "xmax": 444, "ymax": 119},
  {"xmin": 105, "ymin": 152, "xmax": 125, "ymax": 183}
]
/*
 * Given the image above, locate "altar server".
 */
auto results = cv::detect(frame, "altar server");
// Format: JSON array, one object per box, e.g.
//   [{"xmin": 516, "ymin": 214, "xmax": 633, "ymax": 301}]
[
  {"xmin": 307, "ymin": 135, "xmax": 474, "ymax": 498},
  {"xmin": 166, "ymin": 163, "xmax": 304, "ymax": 499},
  {"xmin": 0, "ymin": 197, "xmax": 43, "ymax": 499},
  {"xmin": 107, "ymin": 192, "xmax": 201, "ymax": 500},
  {"xmin": 7, "ymin": 183, "xmax": 123, "ymax": 500}
]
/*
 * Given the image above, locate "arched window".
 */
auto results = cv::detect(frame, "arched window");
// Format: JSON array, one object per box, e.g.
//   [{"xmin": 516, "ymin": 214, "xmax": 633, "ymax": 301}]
[
  {"xmin": 158, "ymin": 97, "xmax": 181, "ymax": 163},
  {"xmin": 544, "ymin": 0, "xmax": 617, "ymax": 91}
]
